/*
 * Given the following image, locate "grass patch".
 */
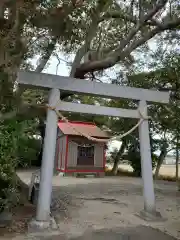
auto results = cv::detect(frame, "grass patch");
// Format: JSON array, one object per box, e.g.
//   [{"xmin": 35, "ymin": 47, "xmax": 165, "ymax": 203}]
[
  {"xmin": 105, "ymin": 167, "xmax": 136, "ymax": 177},
  {"xmin": 105, "ymin": 167, "xmax": 180, "ymax": 182},
  {"xmin": 157, "ymin": 174, "xmax": 179, "ymax": 182}
]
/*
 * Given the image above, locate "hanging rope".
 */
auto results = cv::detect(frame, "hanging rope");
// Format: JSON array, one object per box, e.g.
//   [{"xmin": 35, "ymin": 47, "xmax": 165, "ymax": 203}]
[{"xmin": 46, "ymin": 101, "xmax": 151, "ymax": 143}]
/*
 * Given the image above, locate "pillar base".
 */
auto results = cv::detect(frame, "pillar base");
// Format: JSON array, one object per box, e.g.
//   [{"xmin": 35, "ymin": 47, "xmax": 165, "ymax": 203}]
[
  {"xmin": 28, "ymin": 217, "xmax": 58, "ymax": 233},
  {"xmin": 136, "ymin": 209, "xmax": 165, "ymax": 222}
]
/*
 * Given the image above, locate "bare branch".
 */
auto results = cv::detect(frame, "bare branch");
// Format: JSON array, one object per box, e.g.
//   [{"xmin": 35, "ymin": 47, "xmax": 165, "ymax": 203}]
[
  {"xmin": 54, "ymin": 52, "xmax": 71, "ymax": 65},
  {"xmin": 55, "ymin": 54, "xmax": 61, "ymax": 75}
]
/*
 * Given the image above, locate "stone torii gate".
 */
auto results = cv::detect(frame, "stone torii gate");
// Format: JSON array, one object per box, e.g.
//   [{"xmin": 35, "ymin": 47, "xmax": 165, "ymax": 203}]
[{"xmin": 17, "ymin": 70, "xmax": 169, "ymax": 228}]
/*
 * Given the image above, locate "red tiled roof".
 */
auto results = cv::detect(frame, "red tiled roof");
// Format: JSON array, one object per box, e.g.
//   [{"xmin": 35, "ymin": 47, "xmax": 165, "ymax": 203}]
[{"xmin": 58, "ymin": 121, "xmax": 109, "ymax": 138}]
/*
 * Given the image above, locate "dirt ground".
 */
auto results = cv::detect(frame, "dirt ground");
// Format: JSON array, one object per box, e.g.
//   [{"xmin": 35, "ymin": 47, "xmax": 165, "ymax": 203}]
[{"xmin": 13, "ymin": 170, "xmax": 180, "ymax": 239}]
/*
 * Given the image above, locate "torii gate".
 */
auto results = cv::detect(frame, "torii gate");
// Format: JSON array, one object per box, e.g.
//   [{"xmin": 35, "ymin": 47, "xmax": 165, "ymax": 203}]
[{"xmin": 17, "ymin": 70, "xmax": 169, "ymax": 228}]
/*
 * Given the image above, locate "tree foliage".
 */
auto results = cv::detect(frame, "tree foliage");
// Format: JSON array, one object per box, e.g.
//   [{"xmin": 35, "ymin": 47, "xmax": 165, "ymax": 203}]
[{"xmin": 0, "ymin": 118, "xmax": 41, "ymax": 211}]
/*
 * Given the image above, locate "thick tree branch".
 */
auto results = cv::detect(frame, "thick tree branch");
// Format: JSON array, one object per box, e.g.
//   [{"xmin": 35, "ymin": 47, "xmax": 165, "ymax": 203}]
[
  {"xmin": 124, "ymin": 17, "xmax": 180, "ymax": 55},
  {"xmin": 102, "ymin": 11, "xmax": 163, "ymax": 27},
  {"xmin": 70, "ymin": 0, "xmax": 112, "ymax": 77},
  {"xmin": 35, "ymin": 37, "xmax": 57, "ymax": 73},
  {"xmin": 70, "ymin": 39, "xmax": 93, "ymax": 77},
  {"xmin": 102, "ymin": 0, "xmax": 167, "ymax": 25},
  {"xmin": 61, "ymin": 1, "xmax": 112, "ymax": 99},
  {"xmin": 110, "ymin": 0, "xmax": 167, "ymax": 53},
  {"xmin": 74, "ymin": 9, "xmax": 179, "ymax": 79},
  {"xmin": 73, "ymin": 28, "xmax": 159, "ymax": 79}
]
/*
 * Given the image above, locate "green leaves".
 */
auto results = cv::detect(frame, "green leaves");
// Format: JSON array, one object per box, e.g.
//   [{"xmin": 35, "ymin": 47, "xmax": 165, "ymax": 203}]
[
  {"xmin": 0, "ymin": 118, "xmax": 40, "ymax": 211},
  {"xmin": 0, "ymin": 119, "xmax": 21, "ymax": 211}
]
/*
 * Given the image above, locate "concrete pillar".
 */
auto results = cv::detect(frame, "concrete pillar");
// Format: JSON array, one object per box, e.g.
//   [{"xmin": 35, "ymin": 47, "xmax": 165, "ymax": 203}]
[
  {"xmin": 138, "ymin": 100, "xmax": 156, "ymax": 214},
  {"xmin": 36, "ymin": 88, "xmax": 60, "ymax": 222}
]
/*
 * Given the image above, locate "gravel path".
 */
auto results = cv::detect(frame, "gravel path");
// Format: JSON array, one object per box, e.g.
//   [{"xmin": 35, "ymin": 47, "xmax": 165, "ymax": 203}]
[
  {"xmin": 49, "ymin": 177, "xmax": 180, "ymax": 239},
  {"xmin": 16, "ymin": 172, "xmax": 180, "ymax": 239}
]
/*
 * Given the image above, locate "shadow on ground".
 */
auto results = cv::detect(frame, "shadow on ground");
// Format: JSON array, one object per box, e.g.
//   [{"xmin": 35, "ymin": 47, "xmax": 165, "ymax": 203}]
[{"xmin": 36, "ymin": 225, "xmax": 178, "ymax": 240}]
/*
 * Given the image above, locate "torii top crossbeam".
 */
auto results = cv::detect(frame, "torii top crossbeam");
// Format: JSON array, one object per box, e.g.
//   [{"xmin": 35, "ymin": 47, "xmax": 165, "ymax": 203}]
[{"xmin": 17, "ymin": 71, "xmax": 169, "ymax": 104}]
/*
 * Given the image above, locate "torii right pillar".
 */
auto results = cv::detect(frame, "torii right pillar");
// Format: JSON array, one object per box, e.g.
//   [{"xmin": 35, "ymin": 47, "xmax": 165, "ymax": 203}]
[{"xmin": 138, "ymin": 100, "xmax": 162, "ymax": 220}]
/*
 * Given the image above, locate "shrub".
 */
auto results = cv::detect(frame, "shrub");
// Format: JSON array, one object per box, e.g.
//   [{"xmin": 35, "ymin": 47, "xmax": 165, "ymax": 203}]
[
  {"xmin": 127, "ymin": 145, "xmax": 157, "ymax": 177},
  {"xmin": 0, "ymin": 120, "xmax": 21, "ymax": 212},
  {"xmin": 17, "ymin": 137, "xmax": 41, "ymax": 168},
  {"xmin": 0, "ymin": 119, "xmax": 39, "ymax": 211}
]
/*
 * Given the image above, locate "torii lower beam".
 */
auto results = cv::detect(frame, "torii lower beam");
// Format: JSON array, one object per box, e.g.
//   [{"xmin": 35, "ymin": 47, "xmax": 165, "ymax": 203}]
[
  {"xmin": 17, "ymin": 71, "xmax": 170, "ymax": 228},
  {"xmin": 56, "ymin": 101, "xmax": 140, "ymax": 118}
]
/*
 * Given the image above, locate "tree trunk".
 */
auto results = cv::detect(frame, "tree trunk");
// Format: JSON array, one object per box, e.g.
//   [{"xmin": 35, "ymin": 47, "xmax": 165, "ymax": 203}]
[
  {"xmin": 175, "ymin": 137, "xmax": 180, "ymax": 191},
  {"xmin": 175, "ymin": 141, "xmax": 179, "ymax": 181},
  {"xmin": 37, "ymin": 119, "xmax": 46, "ymax": 166},
  {"xmin": 111, "ymin": 139, "xmax": 127, "ymax": 175},
  {"xmin": 154, "ymin": 141, "xmax": 168, "ymax": 180}
]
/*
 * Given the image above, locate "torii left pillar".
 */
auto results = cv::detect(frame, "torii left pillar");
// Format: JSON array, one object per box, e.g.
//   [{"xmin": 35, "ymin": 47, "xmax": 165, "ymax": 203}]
[{"xmin": 29, "ymin": 88, "xmax": 60, "ymax": 230}]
